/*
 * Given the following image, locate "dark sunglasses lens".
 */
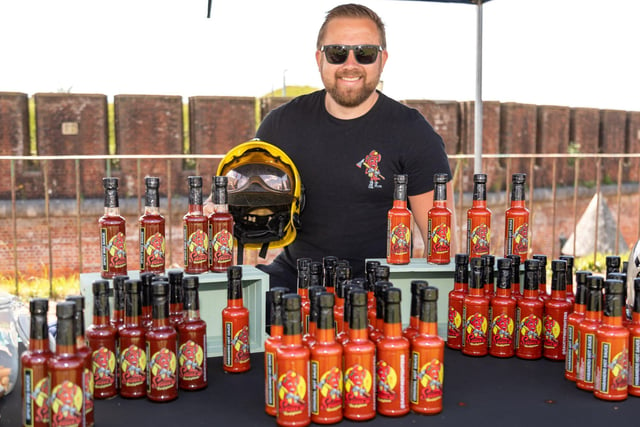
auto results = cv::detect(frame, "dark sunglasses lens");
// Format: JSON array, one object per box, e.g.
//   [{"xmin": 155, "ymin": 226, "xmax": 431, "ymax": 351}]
[
  {"xmin": 325, "ymin": 46, "xmax": 348, "ymax": 64},
  {"xmin": 354, "ymin": 46, "xmax": 379, "ymax": 64}
]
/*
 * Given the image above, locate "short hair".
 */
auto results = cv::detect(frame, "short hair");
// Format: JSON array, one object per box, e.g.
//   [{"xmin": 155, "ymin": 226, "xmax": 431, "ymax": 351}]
[{"xmin": 316, "ymin": 3, "xmax": 387, "ymax": 50}]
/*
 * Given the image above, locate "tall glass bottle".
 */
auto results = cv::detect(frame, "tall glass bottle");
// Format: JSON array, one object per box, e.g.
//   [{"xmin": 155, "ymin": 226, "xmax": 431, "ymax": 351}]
[
  {"xmin": 264, "ymin": 287, "xmax": 288, "ymax": 416},
  {"xmin": 490, "ymin": 258, "xmax": 516, "ymax": 358},
  {"xmin": 209, "ymin": 176, "xmax": 235, "ymax": 272},
  {"xmin": 99, "ymin": 177, "xmax": 127, "ymax": 279},
  {"xmin": 183, "ymin": 176, "xmax": 209, "ymax": 274},
  {"xmin": 21, "ymin": 298, "xmax": 52, "ymax": 427},
  {"xmin": 223, "ymin": 266, "xmax": 251, "ymax": 372},
  {"xmin": 387, "ymin": 174, "xmax": 412, "ymax": 265},
  {"xmin": 427, "ymin": 173, "xmax": 452, "ymax": 264},
  {"xmin": 462, "ymin": 258, "xmax": 489, "ymax": 356},
  {"xmin": 276, "ymin": 294, "xmax": 310, "ymax": 427},
  {"xmin": 515, "ymin": 259, "xmax": 544, "ymax": 360},
  {"xmin": 594, "ymin": 279, "xmax": 629, "ymax": 401},
  {"xmin": 467, "ymin": 173, "xmax": 491, "ymax": 258},
  {"xmin": 627, "ymin": 278, "xmax": 640, "ymax": 397},
  {"xmin": 139, "ymin": 176, "xmax": 165, "ymax": 274},
  {"xmin": 565, "ymin": 271, "xmax": 589, "ymax": 382},
  {"xmin": 576, "ymin": 275, "xmax": 603, "ymax": 391},
  {"xmin": 297, "ymin": 258, "xmax": 312, "ymax": 335},
  {"xmin": 343, "ymin": 289, "xmax": 376, "ymax": 421},
  {"xmin": 118, "ymin": 279, "xmax": 147, "ymax": 398},
  {"xmin": 543, "ymin": 260, "xmax": 572, "ymax": 360},
  {"xmin": 48, "ymin": 302, "xmax": 85, "ymax": 427},
  {"xmin": 310, "ymin": 292, "xmax": 343, "ymax": 424},
  {"xmin": 403, "ymin": 280, "xmax": 428, "ymax": 341},
  {"xmin": 410, "ymin": 286, "xmax": 444, "ymax": 414},
  {"xmin": 504, "ymin": 173, "xmax": 529, "ymax": 260},
  {"xmin": 86, "ymin": 280, "xmax": 118, "ymax": 399},
  {"xmin": 447, "ymin": 254, "xmax": 469, "ymax": 350},
  {"xmin": 178, "ymin": 276, "xmax": 208, "ymax": 390}
]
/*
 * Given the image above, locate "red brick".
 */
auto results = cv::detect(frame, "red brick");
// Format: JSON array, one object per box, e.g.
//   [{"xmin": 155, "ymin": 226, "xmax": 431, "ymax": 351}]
[
  {"xmin": 536, "ymin": 105, "xmax": 571, "ymax": 187},
  {"xmin": 460, "ymin": 101, "xmax": 501, "ymax": 192}
]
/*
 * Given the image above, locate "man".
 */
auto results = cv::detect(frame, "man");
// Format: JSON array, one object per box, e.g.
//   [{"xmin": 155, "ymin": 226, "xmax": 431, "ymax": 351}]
[{"xmin": 255, "ymin": 3, "xmax": 454, "ymax": 289}]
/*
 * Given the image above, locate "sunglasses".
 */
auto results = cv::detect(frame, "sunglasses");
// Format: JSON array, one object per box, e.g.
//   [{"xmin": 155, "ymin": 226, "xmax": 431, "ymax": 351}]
[{"xmin": 320, "ymin": 44, "xmax": 383, "ymax": 65}]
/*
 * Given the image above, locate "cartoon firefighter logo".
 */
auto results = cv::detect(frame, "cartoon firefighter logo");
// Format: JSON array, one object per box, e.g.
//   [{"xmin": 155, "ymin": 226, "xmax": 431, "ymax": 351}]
[
  {"xmin": 144, "ymin": 232, "xmax": 165, "ymax": 268},
  {"xmin": 519, "ymin": 314, "xmax": 542, "ymax": 347},
  {"xmin": 317, "ymin": 366, "xmax": 343, "ymax": 411},
  {"xmin": 543, "ymin": 315, "xmax": 561, "ymax": 350},
  {"xmin": 149, "ymin": 348, "xmax": 177, "ymax": 390},
  {"xmin": 376, "ymin": 360, "xmax": 398, "ymax": 402},
  {"xmin": 417, "ymin": 358, "xmax": 443, "ymax": 402},
  {"xmin": 92, "ymin": 346, "xmax": 116, "ymax": 389},
  {"xmin": 344, "ymin": 364, "xmax": 373, "ymax": 405},
  {"xmin": 49, "ymin": 380, "xmax": 82, "ymax": 427},
  {"xmin": 32, "ymin": 377, "xmax": 50, "ymax": 423},
  {"xmin": 278, "ymin": 370, "xmax": 307, "ymax": 415},
  {"xmin": 178, "ymin": 340, "xmax": 205, "ymax": 381},
  {"xmin": 356, "ymin": 150, "xmax": 385, "ymax": 189},
  {"xmin": 390, "ymin": 223, "xmax": 411, "ymax": 256},
  {"xmin": 609, "ymin": 349, "xmax": 629, "ymax": 390},
  {"xmin": 465, "ymin": 312, "xmax": 487, "ymax": 345},
  {"xmin": 233, "ymin": 325, "xmax": 251, "ymax": 364},
  {"xmin": 469, "ymin": 223, "xmax": 490, "ymax": 256},
  {"xmin": 431, "ymin": 223, "xmax": 451, "ymax": 254},
  {"xmin": 120, "ymin": 344, "xmax": 147, "ymax": 387},
  {"xmin": 491, "ymin": 313, "xmax": 514, "ymax": 347},
  {"xmin": 107, "ymin": 231, "xmax": 127, "ymax": 269},
  {"xmin": 512, "ymin": 223, "xmax": 529, "ymax": 255},
  {"xmin": 83, "ymin": 368, "xmax": 94, "ymax": 415},
  {"xmin": 186, "ymin": 229, "xmax": 209, "ymax": 265},
  {"xmin": 212, "ymin": 229, "xmax": 233, "ymax": 265},
  {"xmin": 447, "ymin": 306, "xmax": 462, "ymax": 339}
]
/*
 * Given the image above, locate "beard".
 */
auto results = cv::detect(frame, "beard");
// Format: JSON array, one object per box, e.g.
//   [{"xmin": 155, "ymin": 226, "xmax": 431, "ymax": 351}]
[{"xmin": 324, "ymin": 69, "xmax": 380, "ymax": 108}]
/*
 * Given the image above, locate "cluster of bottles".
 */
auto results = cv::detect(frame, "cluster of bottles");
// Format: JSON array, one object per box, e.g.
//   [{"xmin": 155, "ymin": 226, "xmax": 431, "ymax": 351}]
[
  {"xmin": 20, "ymin": 270, "xmax": 208, "ymax": 427},
  {"xmin": 99, "ymin": 175, "xmax": 234, "ymax": 279},
  {"xmin": 264, "ymin": 258, "xmax": 444, "ymax": 427}
]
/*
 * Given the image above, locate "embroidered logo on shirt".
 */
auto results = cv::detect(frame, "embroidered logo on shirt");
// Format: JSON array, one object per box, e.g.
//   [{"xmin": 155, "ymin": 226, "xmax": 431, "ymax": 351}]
[{"xmin": 356, "ymin": 150, "xmax": 385, "ymax": 189}]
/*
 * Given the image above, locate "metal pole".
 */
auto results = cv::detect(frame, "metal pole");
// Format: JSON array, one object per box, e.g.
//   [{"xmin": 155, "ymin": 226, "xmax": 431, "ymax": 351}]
[{"xmin": 474, "ymin": 1, "xmax": 484, "ymax": 174}]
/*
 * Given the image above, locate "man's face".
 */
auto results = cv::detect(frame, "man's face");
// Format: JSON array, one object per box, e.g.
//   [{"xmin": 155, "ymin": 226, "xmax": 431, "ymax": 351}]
[{"xmin": 316, "ymin": 17, "xmax": 387, "ymax": 109}]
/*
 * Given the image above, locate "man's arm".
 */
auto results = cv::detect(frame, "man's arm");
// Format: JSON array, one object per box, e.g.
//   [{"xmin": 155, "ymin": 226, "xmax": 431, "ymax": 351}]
[{"xmin": 408, "ymin": 181, "xmax": 457, "ymax": 257}]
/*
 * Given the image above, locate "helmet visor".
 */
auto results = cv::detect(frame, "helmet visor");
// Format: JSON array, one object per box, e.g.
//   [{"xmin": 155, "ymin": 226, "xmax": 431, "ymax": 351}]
[{"xmin": 225, "ymin": 163, "xmax": 294, "ymax": 206}]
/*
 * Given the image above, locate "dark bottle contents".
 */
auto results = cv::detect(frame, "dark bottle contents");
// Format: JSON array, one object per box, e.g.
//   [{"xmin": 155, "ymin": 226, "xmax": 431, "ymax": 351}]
[
  {"xmin": 146, "ymin": 281, "xmax": 178, "ymax": 402},
  {"xmin": 21, "ymin": 298, "xmax": 52, "ymax": 427},
  {"xmin": 543, "ymin": 260, "xmax": 572, "ymax": 360},
  {"xmin": 178, "ymin": 275, "xmax": 208, "ymax": 390},
  {"xmin": 99, "ymin": 177, "xmax": 127, "ymax": 279},
  {"xmin": 627, "ymin": 277, "xmax": 640, "ymax": 397},
  {"xmin": 48, "ymin": 302, "xmax": 85, "ymax": 427},
  {"xmin": 410, "ymin": 286, "xmax": 444, "ymax": 414},
  {"xmin": 504, "ymin": 173, "xmax": 530, "ymax": 260},
  {"xmin": 447, "ymin": 254, "xmax": 469, "ymax": 350},
  {"xmin": 209, "ymin": 176, "xmax": 235, "ymax": 272},
  {"xmin": 387, "ymin": 174, "xmax": 412, "ymax": 265},
  {"xmin": 462, "ymin": 258, "xmax": 489, "ymax": 356},
  {"xmin": 168, "ymin": 270, "xmax": 184, "ymax": 329},
  {"xmin": 119, "ymin": 279, "xmax": 147, "ymax": 398},
  {"xmin": 222, "ymin": 266, "xmax": 251, "ymax": 372},
  {"xmin": 264, "ymin": 287, "xmax": 288, "ymax": 416},
  {"xmin": 276, "ymin": 294, "xmax": 311, "ymax": 427},
  {"xmin": 467, "ymin": 173, "xmax": 491, "ymax": 258},
  {"xmin": 86, "ymin": 280, "xmax": 118, "ymax": 399},
  {"xmin": 515, "ymin": 259, "xmax": 543, "ymax": 360},
  {"xmin": 403, "ymin": 280, "xmax": 428, "ymax": 341},
  {"xmin": 111, "ymin": 275, "xmax": 128, "ymax": 330},
  {"xmin": 565, "ymin": 271, "xmax": 589, "ymax": 382},
  {"xmin": 427, "ymin": 173, "xmax": 452, "ymax": 264},
  {"xmin": 489, "ymin": 258, "xmax": 516, "ymax": 358},
  {"xmin": 183, "ymin": 176, "xmax": 209, "ymax": 274},
  {"xmin": 297, "ymin": 258, "xmax": 312, "ymax": 335},
  {"xmin": 576, "ymin": 275, "xmax": 603, "ymax": 391},
  {"xmin": 139, "ymin": 176, "xmax": 166, "ymax": 274},
  {"xmin": 140, "ymin": 272, "xmax": 155, "ymax": 329}
]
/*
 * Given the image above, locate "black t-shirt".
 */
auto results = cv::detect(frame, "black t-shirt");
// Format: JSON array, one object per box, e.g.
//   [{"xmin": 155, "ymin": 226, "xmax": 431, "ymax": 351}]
[{"xmin": 256, "ymin": 90, "xmax": 451, "ymax": 277}]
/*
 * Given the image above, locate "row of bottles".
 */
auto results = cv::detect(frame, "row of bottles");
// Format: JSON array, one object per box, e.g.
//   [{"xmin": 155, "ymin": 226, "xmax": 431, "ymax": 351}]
[{"xmin": 99, "ymin": 175, "xmax": 234, "ymax": 280}]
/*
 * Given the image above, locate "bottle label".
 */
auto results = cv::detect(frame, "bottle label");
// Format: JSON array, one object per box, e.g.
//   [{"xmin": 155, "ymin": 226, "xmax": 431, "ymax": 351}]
[
  {"xmin": 83, "ymin": 367, "xmax": 94, "ymax": 418},
  {"xmin": 597, "ymin": 342, "xmax": 628, "ymax": 394},
  {"xmin": 518, "ymin": 314, "xmax": 542, "ymax": 348},
  {"xmin": 120, "ymin": 344, "xmax": 147, "ymax": 387},
  {"xmin": 178, "ymin": 340, "xmax": 205, "ymax": 381},
  {"xmin": 387, "ymin": 218, "xmax": 411, "ymax": 261},
  {"xmin": 491, "ymin": 313, "xmax": 514, "ymax": 347},
  {"xmin": 278, "ymin": 370, "xmax": 308, "ymax": 415},
  {"xmin": 344, "ymin": 364, "xmax": 373, "ymax": 408},
  {"xmin": 23, "ymin": 368, "xmax": 50, "ymax": 425},
  {"xmin": 376, "ymin": 358, "xmax": 400, "ymax": 405},
  {"xmin": 543, "ymin": 315, "xmax": 561, "ymax": 351},
  {"xmin": 632, "ymin": 337, "xmax": 640, "ymax": 387},
  {"xmin": 50, "ymin": 380, "xmax": 83, "ymax": 427},
  {"xmin": 447, "ymin": 306, "xmax": 462, "ymax": 341},
  {"xmin": 584, "ymin": 333, "xmax": 596, "ymax": 383},
  {"xmin": 184, "ymin": 228, "xmax": 209, "ymax": 266},
  {"xmin": 428, "ymin": 220, "xmax": 451, "ymax": 257},
  {"xmin": 224, "ymin": 322, "xmax": 250, "ymax": 367},
  {"xmin": 506, "ymin": 217, "xmax": 529, "ymax": 257},
  {"xmin": 566, "ymin": 324, "xmax": 576, "ymax": 374},
  {"xmin": 101, "ymin": 228, "xmax": 127, "ymax": 272},
  {"xmin": 92, "ymin": 346, "xmax": 117, "ymax": 389},
  {"xmin": 140, "ymin": 229, "xmax": 165, "ymax": 270},
  {"xmin": 464, "ymin": 312, "xmax": 488, "ymax": 347},
  {"xmin": 310, "ymin": 362, "xmax": 342, "ymax": 414},
  {"xmin": 148, "ymin": 348, "xmax": 177, "ymax": 391},
  {"xmin": 410, "ymin": 351, "xmax": 443, "ymax": 404},
  {"xmin": 266, "ymin": 351, "xmax": 276, "ymax": 407},
  {"xmin": 211, "ymin": 229, "xmax": 234, "ymax": 266},
  {"xmin": 467, "ymin": 219, "xmax": 490, "ymax": 257}
]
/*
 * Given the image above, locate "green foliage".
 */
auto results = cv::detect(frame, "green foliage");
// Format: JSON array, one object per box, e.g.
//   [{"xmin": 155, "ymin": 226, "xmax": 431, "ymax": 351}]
[
  {"xmin": 573, "ymin": 252, "xmax": 630, "ymax": 274},
  {"xmin": 0, "ymin": 269, "xmax": 80, "ymax": 302}
]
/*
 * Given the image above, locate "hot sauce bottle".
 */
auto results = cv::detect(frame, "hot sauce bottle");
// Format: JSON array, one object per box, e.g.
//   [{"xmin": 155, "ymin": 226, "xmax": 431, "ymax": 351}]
[
  {"xmin": 533, "ymin": 254, "xmax": 549, "ymax": 303},
  {"xmin": 178, "ymin": 275, "xmax": 208, "ymax": 390},
  {"xmin": 565, "ymin": 271, "xmax": 589, "ymax": 382},
  {"xmin": 223, "ymin": 266, "xmax": 251, "ymax": 372},
  {"xmin": 65, "ymin": 295, "xmax": 94, "ymax": 426},
  {"xmin": 48, "ymin": 302, "xmax": 85, "ymax": 427},
  {"xmin": 403, "ymin": 280, "xmax": 428, "ymax": 341},
  {"xmin": 183, "ymin": 176, "xmax": 209, "ymax": 274},
  {"xmin": 365, "ymin": 260, "xmax": 381, "ymax": 327},
  {"xmin": 118, "ymin": 279, "xmax": 147, "ymax": 398},
  {"xmin": 447, "ymin": 254, "xmax": 469, "ymax": 350},
  {"xmin": 462, "ymin": 258, "xmax": 489, "ymax": 357},
  {"xmin": 209, "ymin": 176, "xmax": 235, "ymax": 273},
  {"xmin": 515, "ymin": 259, "xmax": 544, "ymax": 360},
  {"xmin": 370, "ymin": 281, "xmax": 391, "ymax": 344},
  {"xmin": 605, "ymin": 255, "xmax": 621, "ymax": 278},
  {"xmin": 303, "ymin": 286, "xmax": 324, "ymax": 348},
  {"xmin": 111, "ymin": 275, "xmax": 128, "ymax": 330},
  {"xmin": 490, "ymin": 258, "xmax": 516, "ymax": 358},
  {"xmin": 594, "ymin": 279, "xmax": 629, "ymax": 401},
  {"xmin": 467, "ymin": 173, "xmax": 491, "ymax": 258},
  {"xmin": 309, "ymin": 292, "xmax": 343, "ymax": 424},
  {"xmin": 507, "ymin": 254, "xmax": 522, "ymax": 301},
  {"xmin": 410, "ymin": 286, "xmax": 444, "ymax": 414},
  {"xmin": 86, "ymin": 280, "xmax": 118, "ymax": 399},
  {"xmin": 504, "ymin": 173, "xmax": 529, "ymax": 260},
  {"xmin": 543, "ymin": 260, "xmax": 572, "ymax": 360},
  {"xmin": 427, "ymin": 173, "xmax": 452, "ymax": 264},
  {"xmin": 21, "ymin": 298, "xmax": 52, "ymax": 427},
  {"xmin": 265, "ymin": 287, "xmax": 288, "ymax": 416},
  {"xmin": 576, "ymin": 275, "xmax": 603, "ymax": 391},
  {"xmin": 99, "ymin": 177, "xmax": 127, "ymax": 279},
  {"xmin": 376, "ymin": 287, "xmax": 410, "ymax": 416},
  {"xmin": 627, "ymin": 278, "xmax": 640, "ymax": 397},
  {"xmin": 276, "ymin": 294, "xmax": 311, "ymax": 427},
  {"xmin": 297, "ymin": 258, "xmax": 312, "ymax": 335},
  {"xmin": 139, "ymin": 176, "xmax": 166, "ymax": 274},
  {"xmin": 343, "ymin": 288, "xmax": 376, "ymax": 421},
  {"xmin": 323, "ymin": 256, "xmax": 339, "ymax": 293},
  {"xmin": 387, "ymin": 174, "xmax": 412, "ymax": 265},
  {"xmin": 559, "ymin": 255, "xmax": 575, "ymax": 305}
]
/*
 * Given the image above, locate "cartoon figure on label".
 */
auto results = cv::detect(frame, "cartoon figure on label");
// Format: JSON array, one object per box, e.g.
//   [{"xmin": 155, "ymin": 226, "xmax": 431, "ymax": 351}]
[
  {"xmin": 149, "ymin": 348, "xmax": 177, "ymax": 390},
  {"xmin": 610, "ymin": 349, "xmax": 629, "ymax": 390},
  {"xmin": 317, "ymin": 366, "xmax": 343, "ymax": 411},
  {"xmin": 212, "ymin": 229, "xmax": 233, "ymax": 264},
  {"xmin": 465, "ymin": 313, "xmax": 487, "ymax": 345},
  {"xmin": 83, "ymin": 368, "xmax": 94, "ymax": 415},
  {"xmin": 469, "ymin": 223, "xmax": 490, "ymax": 255},
  {"xmin": 447, "ymin": 307, "xmax": 462, "ymax": 339},
  {"xmin": 233, "ymin": 325, "xmax": 250, "ymax": 364},
  {"xmin": 107, "ymin": 232, "xmax": 127, "ymax": 268},
  {"xmin": 344, "ymin": 364, "xmax": 372, "ymax": 405},
  {"xmin": 121, "ymin": 345, "xmax": 146, "ymax": 386},
  {"xmin": 390, "ymin": 223, "xmax": 410, "ymax": 255},
  {"xmin": 376, "ymin": 360, "xmax": 397, "ymax": 402},
  {"xmin": 491, "ymin": 313, "xmax": 514, "ymax": 346},
  {"xmin": 519, "ymin": 315, "xmax": 542, "ymax": 347},
  {"xmin": 179, "ymin": 340, "xmax": 204, "ymax": 380},
  {"xmin": 187, "ymin": 229, "xmax": 209, "ymax": 265},
  {"xmin": 144, "ymin": 232, "xmax": 165, "ymax": 268},
  {"xmin": 356, "ymin": 150, "xmax": 385, "ymax": 189},
  {"xmin": 50, "ymin": 380, "xmax": 82, "ymax": 427},
  {"xmin": 92, "ymin": 346, "xmax": 116, "ymax": 388},
  {"xmin": 543, "ymin": 315, "xmax": 560, "ymax": 349},
  {"xmin": 278, "ymin": 371, "xmax": 306, "ymax": 414},
  {"xmin": 512, "ymin": 223, "xmax": 529, "ymax": 255},
  {"xmin": 431, "ymin": 223, "xmax": 451, "ymax": 254},
  {"xmin": 32, "ymin": 377, "xmax": 50, "ymax": 423},
  {"xmin": 417, "ymin": 358, "xmax": 443, "ymax": 401}
]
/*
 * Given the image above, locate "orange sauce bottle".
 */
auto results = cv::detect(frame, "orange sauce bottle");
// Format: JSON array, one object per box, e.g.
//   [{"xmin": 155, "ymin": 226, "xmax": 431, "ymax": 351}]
[
  {"xmin": 565, "ymin": 271, "xmax": 589, "ymax": 381},
  {"xmin": 139, "ymin": 176, "xmax": 166, "ymax": 275},
  {"xmin": 66, "ymin": 295, "xmax": 94, "ymax": 426},
  {"xmin": 543, "ymin": 260, "xmax": 572, "ymax": 360},
  {"xmin": 387, "ymin": 174, "xmax": 412, "ymax": 265},
  {"xmin": 447, "ymin": 254, "xmax": 468, "ymax": 350},
  {"xmin": 403, "ymin": 280, "xmax": 428, "ymax": 341},
  {"xmin": 462, "ymin": 258, "xmax": 489, "ymax": 357},
  {"xmin": 118, "ymin": 279, "xmax": 147, "ymax": 398},
  {"xmin": 576, "ymin": 275, "xmax": 603, "ymax": 391},
  {"xmin": 504, "ymin": 173, "xmax": 529, "ymax": 260},
  {"xmin": 209, "ymin": 176, "xmax": 235, "ymax": 273},
  {"xmin": 489, "ymin": 258, "xmax": 516, "ymax": 358},
  {"xmin": 627, "ymin": 277, "xmax": 640, "ymax": 397},
  {"xmin": 515, "ymin": 260, "xmax": 544, "ymax": 360},
  {"xmin": 222, "ymin": 266, "xmax": 251, "ymax": 372},
  {"xmin": 427, "ymin": 173, "xmax": 452, "ymax": 264},
  {"xmin": 264, "ymin": 287, "xmax": 288, "ymax": 416},
  {"xmin": 178, "ymin": 276, "xmax": 208, "ymax": 390},
  {"xmin": 466, "ymin": 174, "xmax": 491, "ymax": 258},
  {"xmin": 99, "ymin": 177, "xmax": 127, "ymax": 279},
  {"xmin": 183, "ymin": 176, "xmax": 209, "ymax": 274}
]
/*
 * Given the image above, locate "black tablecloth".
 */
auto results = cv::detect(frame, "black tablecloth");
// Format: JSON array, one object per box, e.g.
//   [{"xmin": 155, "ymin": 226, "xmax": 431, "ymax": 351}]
[{"xmin": 2, "ymin": 348, "xmax": 639, "ymax": 426}]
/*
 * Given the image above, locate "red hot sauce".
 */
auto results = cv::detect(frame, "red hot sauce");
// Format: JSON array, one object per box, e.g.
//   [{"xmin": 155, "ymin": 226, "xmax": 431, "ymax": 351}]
[
  {"xmin": 222, "ymin": 266, "xmax": 251, "ymax": 372},
  {"xmin": 462, "ymin": 258, "xmax": 489, "ymax": 357},
  {"xmin": 264, "ymin": 287, "xmax": 288, "ymax": 416},
  {"xmin": 99, "ymin": 177, "xmax": 127, "ymax": 279},
  {"xmin": 139, "ymin": 176, "xmax": 166, "ymax": 275},
  {"xmin": 178, "ymin": 275, "xmax": 208, "ymax": 390},
  {"xmin": 118, "ymin": 279, "xmax": 147, "ymax": 398},
  {"xmin": 447, "ymin": 254, "xmax": 469, "ymax": 350},
  {"xmin": 387, "ymin": 174, "xmax": 412, "ymax": 265},
  {"xmin": 490, "ymin": 258, "xmax": 516, "ymax": 358},
  {"xmin": 516, "ymin": 260, "xmax": 544, "ymax": 360}
]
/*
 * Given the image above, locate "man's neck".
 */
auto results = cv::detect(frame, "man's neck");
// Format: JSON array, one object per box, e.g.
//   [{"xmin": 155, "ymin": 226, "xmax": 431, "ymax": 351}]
[{"xmin": 324, "ymin": 91, "xmax": 379, "ymax": 120}]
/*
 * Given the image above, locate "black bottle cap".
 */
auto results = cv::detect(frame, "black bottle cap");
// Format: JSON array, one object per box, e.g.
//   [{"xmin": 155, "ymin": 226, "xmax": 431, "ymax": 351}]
[
  {"xmin": 496, "ymin": 258, "xmax": 512, "ymax": 290},
  {"xmin": 56, "ymin": 301, "xmax": 75, "ymax": 320},
  {"xmin": 270, "ymin": 287, "xmax": 289, "ymax": 327},
  {"xmin": 297, "ymin": 257, "xmax": 312, "ymax": 272},
  {"xmin": 125, "ymin": 279, "xmax": 141, "ymax": 294},
  {"xmin": 308, "ymin": 286, "xmax": 325, "ymax": 322},
  {"xmin": 152, "ymin": 281, "xmax": 169, "ymax": 296},
  {"xmin": 434, "ymin": 173, "xmax": 448, "ymax": 185},
  {"xmin": 183, "ymin": 275, "xmax": 199, "ymax": 290},
  {"xmin": 103, "ymin": 177, "xmax": 118, "ymax": 190},
  {"xmin": 410, "ymin": 280, "xmax": 428, "ymax": 317},
  {"xmin": 455, "ymin": 253, "xmax": 469, "ymax": 284},
  {"xmin": 317, "ymin": 292, "xmax": 335, "ymax": 330},
  {"xmin": 92, "ymin": 279, "xmax": 109, "ymax": 295},
  {"xmin": 419, "ymin": 286, "xmax": 438, "ymax": 323},
  {"xmin": 366, "ymin": 260, "xmax": 381, "ymax": 291},
  {"xmin": 349, "ymin": 288, "xmax": 369, "ymax": 330},
  {"xmin": 30, "ymin": 298, "xmax": 49, "ymax": 315},
  {"xmin": 384, "ymin": 287, "xmax": 402, "ymax": 324},
  {"xmin": 551, "ymin": 260, "xmax": 567, "ymax": 291},
  {"xmin": 283, "ymin": 294, "xmax": 302, "ymax": 336},
  {"xmin": 228, "ymin": 266, "xmax": 243, "ymax": 280},
  {"xmin": 586, "ymin": 275, "xmax": 603, "ymax": 312},
  {"xmin": 65, "ymin": 295, "xmax": 84, "ymax": 311},
  {"xmin": 512, "ymin": 173, "xmax": 526, "ymax": 185},
  {"xmin": 283, "ymin": 293, "xmax": 301, "ymax": 313},
  {"xmin": 394, "ymin": 174, "xmax": 408, "ymax": 201},
  {"xmin": 523, "ymin": 259, "xmax": 540, "ymax": 291}
]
